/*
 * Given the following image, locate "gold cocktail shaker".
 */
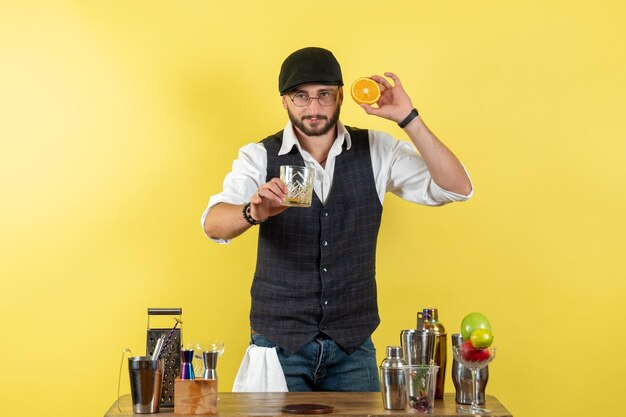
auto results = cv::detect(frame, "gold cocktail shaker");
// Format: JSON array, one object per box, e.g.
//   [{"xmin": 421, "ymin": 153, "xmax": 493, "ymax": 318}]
[{"xmin": 422, "ymin": 308, "xmax": 446, "ymax": 399}]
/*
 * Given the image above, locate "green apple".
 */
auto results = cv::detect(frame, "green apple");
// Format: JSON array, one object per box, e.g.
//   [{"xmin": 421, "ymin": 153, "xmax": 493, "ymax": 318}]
[
  {"xmin": 461, "ymin": 312, "xmax": 491, "ymax": 340},
  {"xmin": 470, "ymin": 328, "xmax": 494, "ymax": 348}
]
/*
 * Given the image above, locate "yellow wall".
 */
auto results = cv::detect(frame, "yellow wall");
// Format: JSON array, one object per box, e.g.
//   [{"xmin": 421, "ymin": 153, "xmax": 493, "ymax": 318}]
[{"xmin": 1, "ymin": 1, "xmax": 625, "ymax": 416}]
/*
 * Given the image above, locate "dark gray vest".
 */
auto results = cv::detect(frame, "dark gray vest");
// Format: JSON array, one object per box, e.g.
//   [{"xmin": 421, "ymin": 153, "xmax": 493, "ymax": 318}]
[{"xmin": 250, "ymin": 127, "xmax": 383, "ymax": 354}]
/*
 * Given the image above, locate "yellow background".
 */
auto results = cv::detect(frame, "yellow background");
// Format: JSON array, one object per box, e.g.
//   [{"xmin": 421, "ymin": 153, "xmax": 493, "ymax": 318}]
[{"xmin": 1, "ymin": 1, "xmax": 624, "ymax": 416}]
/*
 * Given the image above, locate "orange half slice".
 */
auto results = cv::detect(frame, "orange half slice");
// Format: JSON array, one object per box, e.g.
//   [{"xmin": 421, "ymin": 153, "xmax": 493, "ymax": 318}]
[{"xmin": 350, "ymin": 77, "xmax": 381, "ymax": 105}]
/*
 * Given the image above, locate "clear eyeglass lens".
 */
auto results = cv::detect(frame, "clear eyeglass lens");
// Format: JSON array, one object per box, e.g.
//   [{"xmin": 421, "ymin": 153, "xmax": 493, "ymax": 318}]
[{"xmin": 292, "ymin": 92, "xmax": 336, "ymax": 107}]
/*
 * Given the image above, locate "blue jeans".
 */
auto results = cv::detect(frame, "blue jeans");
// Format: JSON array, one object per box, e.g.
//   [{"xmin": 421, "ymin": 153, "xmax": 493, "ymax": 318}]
[{"xmin": 250, "ymin": 333, "xmax": 380, "ymax": 392}]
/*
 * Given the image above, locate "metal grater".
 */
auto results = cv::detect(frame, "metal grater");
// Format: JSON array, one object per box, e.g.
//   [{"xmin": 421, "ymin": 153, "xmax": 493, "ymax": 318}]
[{"xmin": 146, "ymin": 308, "xmax": 182, "ymax": 407}]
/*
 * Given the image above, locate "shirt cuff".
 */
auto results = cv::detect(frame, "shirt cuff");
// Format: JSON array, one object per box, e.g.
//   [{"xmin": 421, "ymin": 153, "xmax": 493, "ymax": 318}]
[
  {"xmin": 429, "ymin": 180, "xmax": 473, "ymax": 202},
  {"xmin": 201, "ymin": 194, "xmax": 248, "ymax": 244}
]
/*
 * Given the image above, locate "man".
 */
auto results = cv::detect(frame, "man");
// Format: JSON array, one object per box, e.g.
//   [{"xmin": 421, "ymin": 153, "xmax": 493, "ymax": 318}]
[{"xmin": 202, "ymin": 47, "xmax": 472, "ymax": 391}]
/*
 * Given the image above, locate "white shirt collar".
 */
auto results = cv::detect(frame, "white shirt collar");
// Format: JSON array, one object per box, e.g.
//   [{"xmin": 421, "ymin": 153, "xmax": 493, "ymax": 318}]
[{"xmin": 279, "ymin": 120, "xmax": 352, "ymax": 155}]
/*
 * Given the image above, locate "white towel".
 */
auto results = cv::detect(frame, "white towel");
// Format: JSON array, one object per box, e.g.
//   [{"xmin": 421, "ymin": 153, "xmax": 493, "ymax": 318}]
[{"xmin": 232, "ymin": 345, "xmax": 289, "ymax": 392}]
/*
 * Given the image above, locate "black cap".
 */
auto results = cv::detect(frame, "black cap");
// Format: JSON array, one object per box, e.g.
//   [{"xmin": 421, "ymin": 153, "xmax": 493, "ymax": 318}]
[{"xmin": 278, "ymin": 47, "xmax": 343, "ymax": 95}]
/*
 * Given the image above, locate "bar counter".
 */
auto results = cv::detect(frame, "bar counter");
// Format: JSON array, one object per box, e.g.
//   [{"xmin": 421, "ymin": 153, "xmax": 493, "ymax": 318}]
[{"xmin": 105, "ymin": 392, "xmax": 513, "ymax": 417}]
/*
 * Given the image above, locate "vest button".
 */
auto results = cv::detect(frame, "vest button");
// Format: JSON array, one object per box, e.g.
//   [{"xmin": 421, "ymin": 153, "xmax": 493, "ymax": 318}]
[
  {"xmin": 319, "ymin": 325, "xmax": 327, "ymax": 330},
  {"xmin": 321, "ymin": 210, "xmax": 329, "ymax": 217},
  {"xmin": 321, "ymin": 267, "xmax": 328, "ymax": 274},
  {"xmin": 322, "ymin": 299, "xmax": 329, "ymax": 305},
  {"xmin": 321, "ymin": 240, "xmax": 328, "ymax": 247}
]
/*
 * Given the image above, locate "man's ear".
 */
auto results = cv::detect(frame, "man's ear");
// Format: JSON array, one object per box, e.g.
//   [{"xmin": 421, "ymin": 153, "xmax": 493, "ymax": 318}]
[
  {"xmin": 281, "ymin": 95, "xmax": 288, "ymax": 109},
  {"xmin": 338, "ymin": 87, "xmax": 344, "ymax": 106}
]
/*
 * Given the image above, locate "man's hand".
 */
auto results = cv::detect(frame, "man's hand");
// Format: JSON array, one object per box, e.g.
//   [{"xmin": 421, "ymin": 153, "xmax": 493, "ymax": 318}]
[
  {"xmin": 359, "ymin": 72, "xmax": 415, "ymax": 124},
  {"xmin": 249, "ymin": 177, "xmax": 289, "ymax": 221},
  {"xmin": 359, "ymin": 72, "xmax": 472, "ymax": 196},
  {"xmin": 204, "ymin": 178, "xmax": 289, "ymax": 240}
]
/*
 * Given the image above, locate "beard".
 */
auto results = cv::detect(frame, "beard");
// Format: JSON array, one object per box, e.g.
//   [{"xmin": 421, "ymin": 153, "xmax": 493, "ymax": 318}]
[{"xmin": 288, "ymin": 103, "xmax": 341, "ymax": 137}]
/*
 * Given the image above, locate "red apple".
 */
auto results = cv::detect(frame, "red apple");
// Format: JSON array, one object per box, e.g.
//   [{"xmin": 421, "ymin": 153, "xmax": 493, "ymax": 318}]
[{"xmin": 461, "ymin": 340, "xmax": 491, "ymax": 362}]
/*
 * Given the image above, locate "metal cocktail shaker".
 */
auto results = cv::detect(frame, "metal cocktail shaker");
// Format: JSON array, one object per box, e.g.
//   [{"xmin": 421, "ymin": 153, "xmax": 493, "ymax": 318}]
[
  {"xmin": 423, "ymin": 308, "xmax": 447, "ymax": 399},
  {"xmin": 129, "ymin": 356, "xmax": 164, "ymax": 414},
  {"xmin": 379, "ymin": 346, "xmax": 407, "ymax": 410},
  {"xmin": 451, "ymin": 333, "xmax": 488, "ymax": 404},
  {"xmin": 400, "ymin": 312, "xmax": 436, "ymax": 367}
]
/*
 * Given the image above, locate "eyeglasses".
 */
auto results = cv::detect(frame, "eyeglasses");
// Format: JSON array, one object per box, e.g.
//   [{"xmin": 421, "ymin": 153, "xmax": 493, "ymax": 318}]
[{"xmin": 288, "ymin": 90, "xmax": 337, "ymax": 107}]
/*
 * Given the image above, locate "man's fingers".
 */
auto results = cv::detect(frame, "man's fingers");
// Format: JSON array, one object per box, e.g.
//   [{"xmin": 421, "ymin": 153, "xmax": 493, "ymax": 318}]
[
  {"xmin": 360, "ymin": 103, "xmax": 375, "ymax": 114},
  {"xmin": 269, "ymin": 177, "xmax": 289, "ymax": 194},
  {"xmin": 384, "ymin": 72, "xmax": 401, "ymax": 86},
  {"xmin": 258, "ymin": 180, "xmax": 286, "ymax": 205}
]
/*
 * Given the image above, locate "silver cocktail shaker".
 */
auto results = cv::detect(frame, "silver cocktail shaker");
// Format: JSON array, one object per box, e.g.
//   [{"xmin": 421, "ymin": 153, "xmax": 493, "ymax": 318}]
[
  {"xmin": 451, "ymin": 333, "xmax": 488, "ymax": 404},
  {"xmin": 379, "ymin": 346, "xmax": 407, "ymax": 410},
  {"xmin": 128, "ymin": 356, "xmax": 164, "ymax": 414},
  {"xmin": 400, "ymin": 312, "xmax": 435, "ymax": 366}
]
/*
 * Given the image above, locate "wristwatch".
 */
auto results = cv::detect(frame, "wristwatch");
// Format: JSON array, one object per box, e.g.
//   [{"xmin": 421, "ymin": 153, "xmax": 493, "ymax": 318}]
[{"xmin": 398, "ymin": 108, "xmax": 419, "ymax": 128}]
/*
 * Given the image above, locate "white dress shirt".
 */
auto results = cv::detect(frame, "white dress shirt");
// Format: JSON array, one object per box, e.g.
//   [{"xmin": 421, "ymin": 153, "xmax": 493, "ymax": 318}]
[{"xmin": 202, "ymin": 120, "xmax": 472, "ymax": 243}]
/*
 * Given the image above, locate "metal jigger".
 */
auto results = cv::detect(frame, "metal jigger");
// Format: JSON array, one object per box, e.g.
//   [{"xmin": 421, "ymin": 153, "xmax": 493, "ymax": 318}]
[
  {"xmin": 202, "ymin": 351, "xmax": 218, "ymax": 379},
  {"xmin": 181, "ymin": 349, "xmax": 195, "ymax": 380}
]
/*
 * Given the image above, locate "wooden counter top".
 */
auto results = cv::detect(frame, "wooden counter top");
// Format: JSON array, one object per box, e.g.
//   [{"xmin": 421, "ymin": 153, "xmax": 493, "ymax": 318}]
[{"xmin": 105, "ymin": 392, "xmax": 512, "ymax": 417}]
